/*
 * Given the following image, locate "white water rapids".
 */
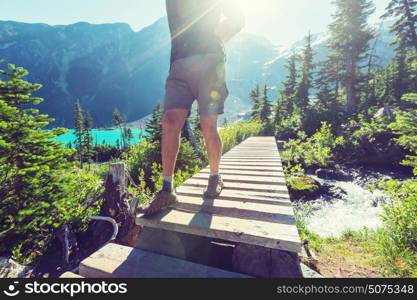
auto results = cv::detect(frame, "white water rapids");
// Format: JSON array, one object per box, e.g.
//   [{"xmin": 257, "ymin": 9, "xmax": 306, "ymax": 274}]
[{"xmin": 298, "ymin": 176, "xmax": 388, "ymax": 238}]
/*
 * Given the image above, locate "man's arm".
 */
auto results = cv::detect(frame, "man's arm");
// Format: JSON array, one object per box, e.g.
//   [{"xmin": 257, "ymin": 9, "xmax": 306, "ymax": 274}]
[{"xmin": 216, "ymin": 0, "xmax": 245, "ymax": 43}]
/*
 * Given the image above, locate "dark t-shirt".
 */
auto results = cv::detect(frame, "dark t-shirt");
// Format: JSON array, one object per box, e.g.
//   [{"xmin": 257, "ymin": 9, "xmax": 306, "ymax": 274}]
[{"xmin": 166, "ymin": 0, "xmax": 225, "ymax": 64}]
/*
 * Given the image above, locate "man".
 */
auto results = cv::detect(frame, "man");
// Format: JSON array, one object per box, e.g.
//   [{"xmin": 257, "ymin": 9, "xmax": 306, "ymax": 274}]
[{"xmin": 140, "ymin": 0, "xmax": 245, "ymax": 216}]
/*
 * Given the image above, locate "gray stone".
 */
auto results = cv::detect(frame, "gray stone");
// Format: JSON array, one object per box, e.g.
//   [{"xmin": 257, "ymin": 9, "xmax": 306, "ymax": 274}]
[
  {"xmin": 0, "ymin": 257, "xmax": 32, "ymax": 278},
  {"xmin": 301, "ymin": 263, "xmax": 323, "ymax": 278}
]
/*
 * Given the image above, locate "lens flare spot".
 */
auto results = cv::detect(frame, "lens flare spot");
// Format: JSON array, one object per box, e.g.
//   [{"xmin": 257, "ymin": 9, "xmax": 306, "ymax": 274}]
[{"xmin": 210, "ymin": 90, "xmax": 220, "ymax": 101}]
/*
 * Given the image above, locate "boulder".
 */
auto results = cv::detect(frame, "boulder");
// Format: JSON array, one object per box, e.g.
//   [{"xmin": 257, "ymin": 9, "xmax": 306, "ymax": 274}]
[
  {"xmin": 288, "ymin": 176, "xmax": 322, "ymax": 201},
  {"xmin": 315, "ymin": 168, "xmax": 353, "ymax": 181},
  {"xmin": 0, "ymin": 257, "xmax": 32, "ymax": 278}
]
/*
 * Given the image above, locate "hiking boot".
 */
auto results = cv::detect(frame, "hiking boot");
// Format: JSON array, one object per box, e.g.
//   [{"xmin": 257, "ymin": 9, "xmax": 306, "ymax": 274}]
[
  {"xmin": 138, "ymin": 191, "xmax": 178, "ymax": 217},
  {"xmin": 203, "ymin": 175, "xmax": 225, "ymax": 199}
]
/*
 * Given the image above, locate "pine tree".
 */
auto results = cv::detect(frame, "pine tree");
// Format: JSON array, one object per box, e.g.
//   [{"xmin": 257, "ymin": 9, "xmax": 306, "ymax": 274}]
[
  {"xmin": 315, "ymin": 59, "xmax": 343, "ymax": 125},
  {"xmin": 327, "ymin": 0, "xmax": 375, "ymax": 116},
  {"xmin": 113, "ymin": 108, "xmax": 126, "ymax": 149},
  {"xmin": 249, "ymin": 83, "xmax": 262, "ymax": 120},
  {"xmin": 0, "ymin": 64, "xmax": 75, "ymax": 258},
  {"xmin": 145, "ymin": 103, "xmax": 163, "ymax": 143},
  {"xmin": 383, "ymin": 0, "xmax": 417, "ymax": 52},
  {"xmin": 259, "ymin": 84, "xmax": 272, "ymax": 123},
  {"xmin": 279, "ymin": 52, "xmax": 298, "ymax": 116},
  {"xmin": 82, "ymin": 110, "xmax": 93, "ymax": 169},
  {"xmin": 392, "ymin": 43, "xmax": 409, "ymax": 103},
  {"xmin": 74, "ymin": 100, "xmax": 84, "ymax": 168},
  {"xmin": 294, "ymin": 33, "xmax": 315, "ymax": 116}
]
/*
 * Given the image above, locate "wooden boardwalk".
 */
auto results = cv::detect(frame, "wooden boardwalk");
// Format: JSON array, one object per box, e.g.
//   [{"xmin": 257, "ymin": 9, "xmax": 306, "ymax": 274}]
[
  {"xmin": 74, "ymin": 137, "xmax": 303, "ymax": 278},
  {"xmin": 136, "ymin": 137, "xmax": 301, "ymax": 254}
]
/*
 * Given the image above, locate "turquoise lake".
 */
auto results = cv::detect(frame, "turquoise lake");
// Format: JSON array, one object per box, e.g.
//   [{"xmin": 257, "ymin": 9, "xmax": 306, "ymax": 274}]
[{"xmin": 53, "ymin": 129, "xmax": 148, "ymax": 147}]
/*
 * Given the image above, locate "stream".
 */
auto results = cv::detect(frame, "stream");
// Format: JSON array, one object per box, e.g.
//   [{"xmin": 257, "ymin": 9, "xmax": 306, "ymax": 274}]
[{"xmin": 298, "ymin": 166, "xmax": 410, "ymax": 238}]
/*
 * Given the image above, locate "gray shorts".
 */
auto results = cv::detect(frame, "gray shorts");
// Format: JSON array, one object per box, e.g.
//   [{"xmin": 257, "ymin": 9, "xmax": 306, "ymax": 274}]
[{"xmin": 164, "ymin": 53, "xmax": 229, "ymax": 115}]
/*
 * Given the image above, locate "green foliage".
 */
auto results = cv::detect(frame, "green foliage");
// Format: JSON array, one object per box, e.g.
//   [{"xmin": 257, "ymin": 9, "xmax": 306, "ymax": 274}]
[
  {"xmin": 0, "ymin": 64, "xmax": 103, "ymax": 264},
  {"xmin": 281, "ymin": 122, "xmax": 345, "ymax": 168},
  {"xmin": 340, "ymin": 115, "xmax": 403, "ymax": 165},
  {"xmin": 249, "ymin": 84, "xmax": 274, "ymax": 135},
  {"xmin": 378, "ymin": 179, "xmax": 417, "ymax": 277},
  {"xmin": 389, "ymin": 94, "xmax": 417, "ymax": 174},
  {"xmin": 146, "ymin": 104, "xmax": 163, "ymax": 143},
  {"xmin": 382, "ymin": 0, "xmax": 417, "ymax": 52},
  {"xmin": 220, "ymin": 120, "xmax": 264, "ymax": 154}
]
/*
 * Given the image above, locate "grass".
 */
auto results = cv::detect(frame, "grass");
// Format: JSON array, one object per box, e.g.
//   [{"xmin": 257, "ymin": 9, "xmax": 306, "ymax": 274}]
[{"xmin": 294, "ymin": 205, "xmax": 417, "ymax": 278}]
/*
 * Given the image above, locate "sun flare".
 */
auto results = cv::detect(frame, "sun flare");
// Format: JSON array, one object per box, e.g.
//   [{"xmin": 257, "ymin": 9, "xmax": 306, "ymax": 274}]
[{"xmin": 239, "ymin": 0, "xmax": 277, "ymax": 20}]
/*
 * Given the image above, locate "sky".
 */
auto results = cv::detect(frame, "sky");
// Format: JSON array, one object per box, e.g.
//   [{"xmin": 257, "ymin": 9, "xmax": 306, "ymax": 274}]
[{"xmin": 0, "ymin": 0, "xmax": 391, "ymax": 46}]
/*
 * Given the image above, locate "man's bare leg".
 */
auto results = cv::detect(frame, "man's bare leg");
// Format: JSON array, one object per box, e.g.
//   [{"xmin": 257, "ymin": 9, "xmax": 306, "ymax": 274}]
[
  {"xmin": 138, "ymin": 109, "xmax": 188, "ymax": 216},
  {"xmin": 162, "ymin": 109, "xmax": 189, "ymax": 178},
  {"xmin": 200, "ymin": 114, "xmax": 225, "ymax": 198},
  {"xmin": 200, "ymin": 114, "xmax": 222, "ymax": 174}
]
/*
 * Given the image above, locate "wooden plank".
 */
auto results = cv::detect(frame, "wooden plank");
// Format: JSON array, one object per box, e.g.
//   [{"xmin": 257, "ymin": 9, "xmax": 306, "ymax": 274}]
[
  {"xmin": 60, "ymin": 272, "xmax": 84, "ymax": 278},
  {"xmin": 191, "ymin": 173, "xmax": 285, "ymax": 186},
  {"xmin": 136, "ymin": 209, "xmax": 301, "ymax": 253},
  {"xmin": 200, "ymin": 169, "xmax": 285, "ymax": 178},
  {"xmin": 220, "ymin": 162, "xmax": 282, "ymax": 167},
  {"xmin": 80, "ymin": 243, "xmax": 250, "ymax": 278},
  {"xmin": 183, "ymin": 178, "xmax": 288, "ymax": 192},
  {"xmin": 174, "ymin": 195, "xmax": 296, "ymax": 225},
  {"xmin": 217, "ymin": 165, "xmax": 283, "ymax": 172},
  {"xmin": 175, "ymin": 186, "xmax": 292, "ymax": 204}
]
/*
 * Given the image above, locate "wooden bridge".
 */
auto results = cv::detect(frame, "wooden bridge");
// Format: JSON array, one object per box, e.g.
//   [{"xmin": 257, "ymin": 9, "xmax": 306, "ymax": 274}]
[{"xmin": 62, "ymin": 137, "xmax": 304, "ymax": 278}]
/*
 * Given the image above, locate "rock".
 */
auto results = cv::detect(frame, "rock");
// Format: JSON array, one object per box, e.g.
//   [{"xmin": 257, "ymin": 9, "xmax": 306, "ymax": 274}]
[
  {"xmin": 301, "ymin": 263, "xmax": 323, "ymax": 278},
  {"xmin": 0, "ymin": 257, "xmax": 33, "ymax": 278},
  {"xmin": 288, "ymin": 176, "xmax": 322, "ymax": 201},
  {"xmin": 322, "ymin": 184, "xmax": 348, "ymax": 200},
  {"xmin": 315, "ymin": 168, "xmax": 353, "ymax": 181}
]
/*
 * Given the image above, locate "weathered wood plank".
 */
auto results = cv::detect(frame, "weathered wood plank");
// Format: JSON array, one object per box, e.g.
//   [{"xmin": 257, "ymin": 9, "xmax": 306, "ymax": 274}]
[
  {"xmin": 216, "ymin": 165, "xmax": 283, "ymax": 172},
  {"xmin": 200, "ymin": 169, "xmax": 284, "ymax": 178},
  {"xmin": 136, "ymin": 209, "xmax": 301, "ymax": 253},
  {"xmin": 175, "ymin": 186, "xmax": 292, "ymax": 204},
  {"xmin": 183, "ymin": 178, "xmax": 288, "ymax": 193},
  {"xmin": 80, "ymin": 243, "xmax": 250, "ymax": 278},
  {"xmin": 191, "ymin": 173, "xmax": 286, "ymax": 186},
  {"xmin": 60, "ymin": 272, "xmax": 84, "ymax": 278},
  {"xmin": 173, "ymin": 195, "xmax": 296, "ymax": 224}
]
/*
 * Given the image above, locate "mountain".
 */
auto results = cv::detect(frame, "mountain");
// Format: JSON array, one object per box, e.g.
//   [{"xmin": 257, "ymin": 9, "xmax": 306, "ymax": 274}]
[{"xmin": 0, "ymin": 18, "xmax": 396, "ymax": 128}]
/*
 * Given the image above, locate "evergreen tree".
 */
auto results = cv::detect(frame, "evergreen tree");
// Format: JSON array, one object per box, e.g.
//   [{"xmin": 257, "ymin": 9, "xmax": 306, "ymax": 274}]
[
  {"xmin": 113, "ymin": 108, "xmax": 126, "ymax": 149},
  {"xmin": 259, "ymin": 84, "xmax": 272, "ymax": 124},
  {"xmin": 383, "ymin": 0, "xmax": 417, "ymax": 52},
  {"xmin": 327, "ymin": 0, "xmax": 375, "ymax": 116},
  {"xmin": 249, "ymin": 83, "xmax": 262, "ymax": 120},
  {"xmin": 294, "ymin": 33, "xmax": 315, "ymax": 116},
  {"xmin": 279, "ymin": 52, "xmax": 298, "ymax": 116},
  {"xmin": 0, "ymin": 64, "xmax": 75, "ymax": 258},
  {"xmin": 145, "ymin": 103, "xmax": 163, "ymax": 143},
  {"xmin": 74, "ymin": 100, "xmax": 84, "ymax": 168},
  {"xmin": 82, "ymin": 110, "xmax": 93, "ymax": 169},
  {"xmin": 315, "ymin": 59, "xmax": 342, "ymax": 125}
]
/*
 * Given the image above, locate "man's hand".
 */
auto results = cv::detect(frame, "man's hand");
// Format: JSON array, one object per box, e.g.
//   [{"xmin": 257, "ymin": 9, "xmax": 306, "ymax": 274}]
[{"xmin": 216, "ymin": 0, "xmax": 245, "ymax": 43}]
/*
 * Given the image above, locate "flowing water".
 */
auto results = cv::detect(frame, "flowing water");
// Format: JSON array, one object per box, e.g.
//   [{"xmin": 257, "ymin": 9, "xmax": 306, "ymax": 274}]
[{"xmin": 299, "ymin": 176, "xmax": 388, "ymax": 238}]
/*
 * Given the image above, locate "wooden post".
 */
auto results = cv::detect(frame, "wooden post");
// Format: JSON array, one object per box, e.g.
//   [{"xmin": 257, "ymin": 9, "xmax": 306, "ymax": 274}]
[{"xmin": 94, "ymin": 163, "xmax": 140, "ymax": 247}]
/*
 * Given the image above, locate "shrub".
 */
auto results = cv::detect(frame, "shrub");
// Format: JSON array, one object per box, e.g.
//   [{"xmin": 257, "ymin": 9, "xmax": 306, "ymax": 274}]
[
  {"xmin": 220, "ymin": 120, "xmax": 263, "ymax": 154},
  {"xmin": 281, "ymin": 122, "xmax": 345, "ymax": 168},
  {"xmin": 378, "ymin": 179, "xmax": 417, "ymax": 277},
  {"xmin": 340, "ymin": 115, "xmax": 403, "ymax": 165}
]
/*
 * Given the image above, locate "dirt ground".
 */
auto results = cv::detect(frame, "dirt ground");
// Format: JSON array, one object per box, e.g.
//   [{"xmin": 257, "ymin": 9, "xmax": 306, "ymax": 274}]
[{"xmin": 301, "ymin": 255, "xmax": 384, "ymax": 278}]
